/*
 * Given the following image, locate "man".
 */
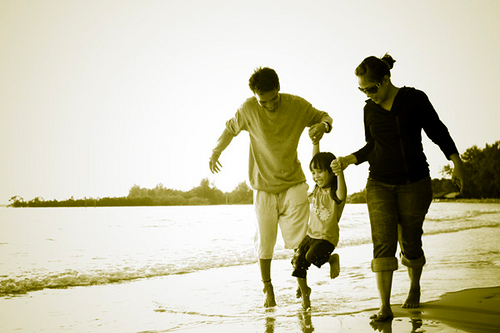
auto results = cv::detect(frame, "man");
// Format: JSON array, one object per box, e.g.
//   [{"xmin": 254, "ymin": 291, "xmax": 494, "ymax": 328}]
[{"xmin": 209, "ymin": 67, "xmax": 332, "ymax": 307}]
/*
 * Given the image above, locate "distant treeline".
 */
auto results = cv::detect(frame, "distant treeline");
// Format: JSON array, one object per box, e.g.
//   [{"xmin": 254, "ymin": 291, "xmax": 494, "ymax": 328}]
[
  {"xmin": 8, "ymin": 141, "xmax": 500, "ymax": 207},
  {"xmin": 347, "ymin": 141, "xmax": 500, "ymax": 203},
  {"xmin": 8, "ymin": 179, "xmax": 253, "ymax": 208},
  {"xmin": 346, "ymin": 178, "xmax": 460, "ymax": 204}
]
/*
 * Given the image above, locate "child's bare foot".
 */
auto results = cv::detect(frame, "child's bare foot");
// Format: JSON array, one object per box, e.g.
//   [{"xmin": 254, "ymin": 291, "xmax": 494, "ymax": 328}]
[
  {"xmin": 369, "ymin": 304, "xmax": 393, "ymax": 322},
  {"xmin": 263, "ymin": 281, "xmax": 276, "ymax": 307},
  {"xmin": 329, "ymin": 253, "xmax": 340, "ymax": 279},
  {"xmin": 300, "ymin": 286, "xmax": 311, "ymax": 310},
  {"xmin": 296, "ymin": 285, "xmax": 301, "ymax": 298},
  {"xmin": 402, "ymin": 287, "xmax": 420, "ymax": 308}
]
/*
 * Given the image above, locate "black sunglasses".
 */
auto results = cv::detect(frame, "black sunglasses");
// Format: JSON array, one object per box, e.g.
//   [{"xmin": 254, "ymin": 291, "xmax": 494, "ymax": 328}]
[{"xmin": 358, "ymin": 83, "xmax": 380, "ymax": 94}]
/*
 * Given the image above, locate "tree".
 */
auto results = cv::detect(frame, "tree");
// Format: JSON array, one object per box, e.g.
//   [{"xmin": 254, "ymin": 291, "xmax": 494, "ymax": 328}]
[
  {"xmin": 228, "ymin": 181, "xmax": 253, "ymax": 204},
  {"xmin": 346, "ymin": 188, "xmax": 366, "ymax": 203},
  {"xmin": 189, "ymin": 178, "xmax": 225, "ymax": 204},
  {"xmin": 441, "ymin": 141, "xmax": 500, "ymax": 198},
  {"xmin": 128, "ymin": 184, "xmax": 148, "ymax": 199},
  {"xmin": 9, "ymin": 195, "xmax": 26, "ymax": 207},
  {"xmin": 431, "ymin": 178, "xmax": 460, "ymax": 198}
]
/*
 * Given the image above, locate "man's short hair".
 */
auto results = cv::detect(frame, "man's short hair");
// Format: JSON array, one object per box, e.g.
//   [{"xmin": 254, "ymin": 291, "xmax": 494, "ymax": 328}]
[{"xmin": 249, "ymin": 67, "xmax": 279, "ymax": 94}]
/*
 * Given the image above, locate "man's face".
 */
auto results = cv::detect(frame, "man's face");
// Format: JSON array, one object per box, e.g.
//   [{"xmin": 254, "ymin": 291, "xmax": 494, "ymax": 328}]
[{"xmin": 256, "ymin": 89, "xmax": 280, "ymax": 112}]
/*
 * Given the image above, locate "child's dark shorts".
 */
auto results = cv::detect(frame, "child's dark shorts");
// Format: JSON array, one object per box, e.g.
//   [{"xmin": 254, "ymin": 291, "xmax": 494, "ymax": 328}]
[{"xmin": 291, "ymin": 235, "xmax": 335, "ymax": 279}]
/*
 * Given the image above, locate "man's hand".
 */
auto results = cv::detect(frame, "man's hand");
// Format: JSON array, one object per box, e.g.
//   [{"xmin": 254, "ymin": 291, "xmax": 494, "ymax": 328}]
[
  {"xmin": 309, "ymin": 123, "xmax": 326, "ymax": 145},
  {"xmin": 209, "ymin": 152, "xmax": 222, "ymax": 173}
]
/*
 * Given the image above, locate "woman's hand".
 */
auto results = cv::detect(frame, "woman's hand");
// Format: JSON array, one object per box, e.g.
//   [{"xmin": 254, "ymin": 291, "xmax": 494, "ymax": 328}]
[
  {"xmin": 450, "ymin": 154, "xmax": 466, "ymax": 191},
  {"xmin": 331, "ymin": 155, "xmax": 357, "ymax": 174}
]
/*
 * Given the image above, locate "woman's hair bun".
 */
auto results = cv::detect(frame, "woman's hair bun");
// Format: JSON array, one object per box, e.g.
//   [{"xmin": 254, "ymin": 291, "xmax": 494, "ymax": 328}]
[{"xmin": 381, "ymin": 53, "xmax": 396, "ymax": 70}]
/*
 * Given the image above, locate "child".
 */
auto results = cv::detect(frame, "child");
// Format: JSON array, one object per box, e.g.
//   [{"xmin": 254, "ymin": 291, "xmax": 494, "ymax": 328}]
[{"xmin": 291, "ymin": 141, "xmax": 347, "ymax": 310}]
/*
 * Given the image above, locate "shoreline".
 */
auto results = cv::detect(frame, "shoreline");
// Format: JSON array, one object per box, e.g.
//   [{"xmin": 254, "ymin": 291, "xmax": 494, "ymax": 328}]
[
  {"xmin": 433, "ymin": 198, "xmax": 500, "ymax": 203},
  {"xmin": 3, "ymin": 198, "xmax": 500, "ymax": 207}
]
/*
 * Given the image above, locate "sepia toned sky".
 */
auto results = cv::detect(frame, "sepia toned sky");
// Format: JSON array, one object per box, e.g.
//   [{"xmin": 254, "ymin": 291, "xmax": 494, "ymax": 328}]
[{"xmin": 1, "ymin": 0, "xmax": 499, "ymax": 204}]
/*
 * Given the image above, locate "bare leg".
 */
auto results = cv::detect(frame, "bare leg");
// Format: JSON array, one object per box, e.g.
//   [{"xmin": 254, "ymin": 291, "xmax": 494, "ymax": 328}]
[
  {"xmin": 402, "ymin": 266, "xmax": 422, "ymax": 308},
  {"xmin": 328, "ymin": 253, "xmax": 340, "ymax": 279},
  {"xmin": 260, "ymin": 259, "xmax": 276, "ymax": 307},
  {"xmin": 370, "ymin": 270, "xmax": 394, "ymax": 321},
  {"xmin": 296, "ymin": 277, "xmax": 311, "ymax": 310}
]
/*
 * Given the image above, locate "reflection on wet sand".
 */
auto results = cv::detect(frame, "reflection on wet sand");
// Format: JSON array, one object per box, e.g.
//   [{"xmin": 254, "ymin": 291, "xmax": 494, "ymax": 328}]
[{"xmin": 264, "ymin": 309, "xmax": 314, "ymax": 333}]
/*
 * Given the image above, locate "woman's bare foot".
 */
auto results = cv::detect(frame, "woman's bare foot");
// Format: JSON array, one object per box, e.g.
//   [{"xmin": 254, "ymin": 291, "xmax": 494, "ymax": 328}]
[
  {"xmin": 263, "ymin": 281, "xmax": 276, "ymax": 307},
  {"xmin": 402, "ymin": 287, "xmax": 420, "ymax": 308},
  {"xmin": 300, "ymin": 286, "xmax": 311, "ymax": 310},
  {"xmin": 369, "ymin": 304, "xmax": 393, "ymax": 322},
  {"xmin": 329, "ymin": 253, "xmax": 340, "ymax": 279}
]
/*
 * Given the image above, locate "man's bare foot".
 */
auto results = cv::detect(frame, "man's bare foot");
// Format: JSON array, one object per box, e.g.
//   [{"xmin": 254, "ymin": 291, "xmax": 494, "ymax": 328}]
[
  {"xmin": 300, "ymin": 286, "xmax": 311, "ymax": 310},
  {"xmin": 263, "ymin": 281, "xmax": 276, "ymax": 307},
  {"xmin": 369, "ymin": 304, "xmax": 393, "ymax": 322},
  {"xmin": 329, "ymin": 253, "xmax": 340, "ymax": 279},
  {"xmin": 402, "ymin": 287, "xmax": 420, "ymax": 308}
]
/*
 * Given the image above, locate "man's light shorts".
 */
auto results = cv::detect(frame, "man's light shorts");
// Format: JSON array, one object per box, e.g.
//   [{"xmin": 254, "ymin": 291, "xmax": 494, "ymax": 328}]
[{"xmin": 253, "ymin": 182, "xmax": 309, "ymax": 259}]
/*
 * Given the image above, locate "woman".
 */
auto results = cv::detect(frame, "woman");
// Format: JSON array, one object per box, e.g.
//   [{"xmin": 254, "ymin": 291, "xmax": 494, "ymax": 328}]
[{"xmin": 331, "ymin": 54, "xmax": 466, "ymax": 321}]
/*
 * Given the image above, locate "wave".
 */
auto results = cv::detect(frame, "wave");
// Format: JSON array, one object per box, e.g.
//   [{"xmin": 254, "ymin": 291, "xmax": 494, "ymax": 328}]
[
  {"xmin": 0, "ymin": 258, "xmax": 257, "ymax": 295},
  {"xmin": 424, "ymin": 221, "xmax": 499, "ymax": 236},
  {"xmin": 4, "ymin": 222, "xmax": 498, "ymax": 296},
  {"xmin": 425, "ymin": 209, "xmax": 500, "ymax": 222}
]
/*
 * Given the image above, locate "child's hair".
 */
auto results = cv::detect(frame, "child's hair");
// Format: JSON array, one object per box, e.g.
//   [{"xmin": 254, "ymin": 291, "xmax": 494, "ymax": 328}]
[{"xmin": 309, "ymin": 152, "xmax": 342, "ymax": 205}]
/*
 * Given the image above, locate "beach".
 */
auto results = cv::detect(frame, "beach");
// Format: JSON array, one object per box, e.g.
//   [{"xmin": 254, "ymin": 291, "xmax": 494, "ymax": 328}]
[{"xmin": 1, "ymin": 203, "xmax": 499, "ymax": 332}]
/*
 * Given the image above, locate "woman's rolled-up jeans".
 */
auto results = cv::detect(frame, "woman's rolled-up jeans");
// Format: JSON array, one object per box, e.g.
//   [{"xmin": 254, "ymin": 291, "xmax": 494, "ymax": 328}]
[{"xmin": 366, "ymin": 177, "xmax": 433, "ymax": 272}]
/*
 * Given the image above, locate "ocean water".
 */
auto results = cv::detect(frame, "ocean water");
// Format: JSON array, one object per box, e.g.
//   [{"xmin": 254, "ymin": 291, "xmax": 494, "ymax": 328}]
[{"xmin": 1, "ymin": 202, "xmax": 499, "ymax": 296}]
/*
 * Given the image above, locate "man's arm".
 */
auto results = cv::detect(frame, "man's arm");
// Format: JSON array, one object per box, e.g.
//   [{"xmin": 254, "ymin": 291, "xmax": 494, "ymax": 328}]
[{"xmin": 209, "ymin": 128, "xmax": 235, "ymax": 173}]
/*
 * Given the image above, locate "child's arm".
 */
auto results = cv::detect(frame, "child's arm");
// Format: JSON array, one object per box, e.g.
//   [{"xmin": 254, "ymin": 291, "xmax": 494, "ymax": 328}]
[
  {"xmin": 335, "ymin": 169, "xmax": 347, "ymax": 221},
  {"xmin": 336, "ymin": 171, "xmax": 347, "ymax": 202},
  {"xmin": 313, "ymin": 142, "xmax": 319, "ymax": 158}
]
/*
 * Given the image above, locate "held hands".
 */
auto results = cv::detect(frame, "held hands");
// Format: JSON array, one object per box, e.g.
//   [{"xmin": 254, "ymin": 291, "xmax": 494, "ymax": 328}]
[
  {"xmin": 330, "ymin": 155, "xmax": 356, "ymax": 175},
  {"xmin": 330, "ymin": 159, "xmax": 344, "ymax": 176},
  {"xmin": 309, "ymin": 123, "xmax": 326, "ymax": 145},
  {"xmin": 209, "ymin": 152, "xmax": 222, "ymax": 173}
]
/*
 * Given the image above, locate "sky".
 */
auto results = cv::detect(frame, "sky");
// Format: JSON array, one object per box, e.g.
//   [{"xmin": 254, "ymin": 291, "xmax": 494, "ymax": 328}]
[{"xmin": 1, "ymin": 0, "xmax": 499, "ymax": 205}]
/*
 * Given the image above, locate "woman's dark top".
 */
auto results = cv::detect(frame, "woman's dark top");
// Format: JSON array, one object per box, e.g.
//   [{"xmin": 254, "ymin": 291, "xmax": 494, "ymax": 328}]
[{"xmin": 353, "ymin": 87, "xmax": 459, "ymax": 185}]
